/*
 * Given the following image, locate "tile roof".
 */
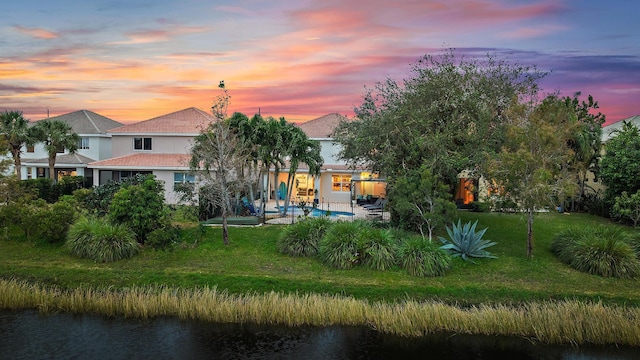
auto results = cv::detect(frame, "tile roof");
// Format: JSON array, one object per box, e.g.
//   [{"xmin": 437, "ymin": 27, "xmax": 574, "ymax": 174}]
[
  {"xmin": 22, "ymin": 153, "xmax": 96, "ymax": 166},
  {"xmin": 278, "ymin": 162, "xmax": 366, "ymax": 172},
  {"xmin": 109, "ymin": 107, "xmax": 213, "ymax": 134},
  {"xmin": 89, "ymin": 153, "xmax": 191, "ymax": 169},
  {"xmin": 297, "ymin": 113, "xmax": 350, "ymax": 139},
  {"xmin": 31, "ymin": 110, "xmax": 123, "ymax": 135}
]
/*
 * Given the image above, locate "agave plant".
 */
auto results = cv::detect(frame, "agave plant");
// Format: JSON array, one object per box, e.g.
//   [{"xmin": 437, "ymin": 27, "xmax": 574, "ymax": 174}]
[{"xmin": 438, "ymin": 219, "xmax": 497, "ymax": 261}]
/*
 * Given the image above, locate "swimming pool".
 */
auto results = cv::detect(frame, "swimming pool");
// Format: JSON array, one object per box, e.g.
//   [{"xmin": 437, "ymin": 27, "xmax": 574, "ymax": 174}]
[{"xmin": 269, "ymin": 206, "xmax": 355, "ymax": 217}]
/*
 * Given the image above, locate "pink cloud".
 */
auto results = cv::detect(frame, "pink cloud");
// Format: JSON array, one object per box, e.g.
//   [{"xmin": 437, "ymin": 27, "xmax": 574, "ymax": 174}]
[{"xmin": 499, "ymin": 24, "xmax": 567, "ymax": 39}]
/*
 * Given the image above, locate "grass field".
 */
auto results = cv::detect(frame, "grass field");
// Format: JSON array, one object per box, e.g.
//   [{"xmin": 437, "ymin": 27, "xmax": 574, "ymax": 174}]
[
  {"xmin": 3, "ymin": 210, "xmax": 640, "ymax": 345},
  {"xmin": 1, "ymin": 211, "xmax": 638, "ymax": 306}
]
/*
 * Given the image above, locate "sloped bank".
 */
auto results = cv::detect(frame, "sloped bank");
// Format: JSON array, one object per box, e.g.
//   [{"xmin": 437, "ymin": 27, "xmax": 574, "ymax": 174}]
[{"xmin": 1, "ymin": 279, "xmax": 638, "ymax": 347}]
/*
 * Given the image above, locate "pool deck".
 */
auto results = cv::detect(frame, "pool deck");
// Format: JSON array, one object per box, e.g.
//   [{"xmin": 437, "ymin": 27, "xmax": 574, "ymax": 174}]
[{"xmin": 262, "ymin": 200, "xmax": 389, "ymax": 224}]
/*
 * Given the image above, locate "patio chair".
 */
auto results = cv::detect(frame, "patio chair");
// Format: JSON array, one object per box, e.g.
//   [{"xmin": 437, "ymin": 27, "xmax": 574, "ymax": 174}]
[
  {"xmin": 362, "ymin": 198, "xmax": 384, "ymax": 209},
  {"xmin": 241, "ymin": 197, "xmax": 258, "ymax": 216},
  {"xmin": 365, "ymin": 199, "xmax": 386, "ymax": 211}
]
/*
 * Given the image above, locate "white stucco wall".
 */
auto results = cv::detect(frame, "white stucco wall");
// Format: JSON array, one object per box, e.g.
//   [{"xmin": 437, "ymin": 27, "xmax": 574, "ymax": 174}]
[{"xmin": 110, "ymin": 135, "xmax": 194, "ymax": 157}]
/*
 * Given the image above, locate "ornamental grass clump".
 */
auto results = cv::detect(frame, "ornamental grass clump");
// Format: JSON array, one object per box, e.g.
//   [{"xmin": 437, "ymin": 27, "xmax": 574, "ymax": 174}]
[
  {"xmin": 358, "ymin": 228, "xmax": 398, "ymax": 271},
  {"xmin": 318, "ymin": 220, "xmax": 365, "ymax": 269},
  {"xmin": 66, "ymin": 217, "xmax": 139, "ymax": 262},
  {"xmin": 277, "ymin": 217, "xmax": 333, "ymax": 257},
  {"xmin": 397, "ymin": 237, "xmax": 451, "ymax": 277},
  {"xmin": 551, "ymin": 226, "xmax": 640, "ymax": 279},
  {"xmin": 438, "ymin": 219, "xmax": 496, "ymax": 261}
]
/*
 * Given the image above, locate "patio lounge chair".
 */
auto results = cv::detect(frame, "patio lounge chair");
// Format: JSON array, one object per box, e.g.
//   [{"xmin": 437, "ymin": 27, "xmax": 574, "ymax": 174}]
[
  {"xmin": 361, "ymin": 198, "xmax": 383, "ymax": 209},
  {"xmin": 365, "ymin": 199, "xmax": 386, "ymax": 211}
]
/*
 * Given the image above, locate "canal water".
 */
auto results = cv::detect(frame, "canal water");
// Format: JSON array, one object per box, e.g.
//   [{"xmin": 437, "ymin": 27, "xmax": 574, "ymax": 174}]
[{"xmin": 0, "ymin": 310, "xmax": 638, "ymax": 359}]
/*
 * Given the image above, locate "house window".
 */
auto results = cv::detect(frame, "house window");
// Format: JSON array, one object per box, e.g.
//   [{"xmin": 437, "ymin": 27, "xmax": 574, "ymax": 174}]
[
  {"xmin": 331, "ymin": 174, "xmax": 351, "ymax": 192},
  {"xmin": 26, "ymin": 144, "xmax": 34, "ymax": 153},
  {"xmin": 78, "ymin": 137, "xmax": 90, "ymax": 150},
  {"xmin": 174, "ymin": 172, "xmax": 195, "ymax": 190},
  {"xmin": 134, "ymin": 137, "xmax": 152, "ymax": 151}
]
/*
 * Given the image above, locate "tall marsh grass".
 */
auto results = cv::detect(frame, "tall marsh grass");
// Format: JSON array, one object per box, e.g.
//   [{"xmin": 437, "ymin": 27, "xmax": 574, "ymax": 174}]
[{"xmin": 1, "ymin": 279, "xmax": 638, "ymax": 346}]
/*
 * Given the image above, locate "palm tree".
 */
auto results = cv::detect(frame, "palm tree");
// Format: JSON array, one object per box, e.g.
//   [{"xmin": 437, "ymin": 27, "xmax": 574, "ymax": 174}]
[
  {"xmin": 0, "ymin": 110, "xmax": 37, "ymax": 179},
  {"xmin": 33, "ymin": 119, "xmax": 80, "ymax": 181},
  {"xmin": 283, "ymin": 127, "xmax": 323, "ymax": 215}
]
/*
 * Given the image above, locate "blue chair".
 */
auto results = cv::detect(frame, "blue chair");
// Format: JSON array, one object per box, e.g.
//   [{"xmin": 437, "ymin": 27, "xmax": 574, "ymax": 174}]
[{"xmin": 242, "ymin": 197, "xmax": 258, "ymax": 216}]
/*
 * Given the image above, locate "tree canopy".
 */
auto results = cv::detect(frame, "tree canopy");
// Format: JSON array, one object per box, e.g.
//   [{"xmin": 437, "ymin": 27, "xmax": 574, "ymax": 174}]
[
  {"xmin": 32, "ymin": 119, "xmax": 80, "ymax": 181},
  {"xmin": 600, "ymin": 121, "xmax": 640, "ymax": 200},
  {"xmin": 228, "ymin": 112, "xmax": 322, "ymax": 217},
  {"xmin": 487, "ymin": 95, "xmax": 582, "ymax": 258},
  {"xmin": 332, "ymin": 50, "xmax": 546, "ymax": 228},
  {"xmin": 0, "ymin": 110, "xmax": 38, "ymax": 179}
]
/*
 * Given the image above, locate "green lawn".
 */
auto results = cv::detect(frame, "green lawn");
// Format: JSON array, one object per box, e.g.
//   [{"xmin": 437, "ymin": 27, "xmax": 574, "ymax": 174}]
[{"xmin": 1, "ymin": 211, "xmax": 638, "ymax": 306}]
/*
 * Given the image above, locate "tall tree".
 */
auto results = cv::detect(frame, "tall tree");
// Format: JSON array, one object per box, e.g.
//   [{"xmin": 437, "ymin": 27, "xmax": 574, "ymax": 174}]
[
  {"xmin": 190, "ymin": 82, "xmax": 253, "ymax": 245},
  {"xmin": 487, "ymin": 95, "xmax": 580, "ymax": 259},
  {"xmin": 561, "ymin": 93, "xmax": 606, "ymax": 211},
  {"xmin": 333, "ymin": 49, "xmax": 545, "ymax": 229},
  {"xmin": 33, "ymin": 119, "xmax": 80, "ymax": 181},
  {"xmin": 228, "ymin": 112, "xmax": 268, "ymax": 214},
  {"xmin": 0, "ymin": 110, "xmax": 38, "ymax": 179},
  {"xmin": 283, "ymin": 127, "xmax": 323, "ymax": 215}
]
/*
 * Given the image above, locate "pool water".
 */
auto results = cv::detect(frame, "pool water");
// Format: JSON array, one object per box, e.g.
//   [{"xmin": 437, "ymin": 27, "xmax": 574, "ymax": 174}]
[{"xmin": 270, "ymin": 206, "xmax": 354, "ymax": 217}]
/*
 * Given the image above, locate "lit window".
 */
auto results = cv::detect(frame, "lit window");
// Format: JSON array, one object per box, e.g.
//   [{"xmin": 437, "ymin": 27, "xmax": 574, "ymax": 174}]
[
  {"xmin": 26, "ymin": 144, "xmax": 35, "ymax": 153},
  {"xmin": 134, "ymin": 137, "xmax": 152, "ymax": 150},
  {"xmin": 331, "ymin": 174, "xmax": 351, "ymax": 192}
]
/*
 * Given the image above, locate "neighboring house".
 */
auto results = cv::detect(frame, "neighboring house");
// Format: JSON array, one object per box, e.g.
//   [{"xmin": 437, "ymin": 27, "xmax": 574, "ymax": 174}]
[
  {"xmin": 88, "ymin": 107, "xmax": 212, "ymax": 204},
  {"xmin": 601, "ymin": 115, "xmax": 640, "ymax": 142},
  {"xmin": 20, "ymin": 110, "xmax": 123, "ymax": 182},
  {"xmin": 273, "ymin": 113, "xmax": 385, "ymax": 204}
]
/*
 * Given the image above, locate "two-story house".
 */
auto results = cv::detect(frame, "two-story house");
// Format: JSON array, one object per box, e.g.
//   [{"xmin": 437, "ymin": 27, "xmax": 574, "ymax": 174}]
[
  {"xmin": 88, "ymin": 107, "xmax": 212, "ymax": 203},
  {"xmin": 20, "ymin": 110, "xmax": 123, "ymax": 182}
]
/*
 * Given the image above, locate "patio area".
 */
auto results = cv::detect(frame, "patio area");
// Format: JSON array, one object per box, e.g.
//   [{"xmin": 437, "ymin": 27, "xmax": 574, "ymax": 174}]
[{"xmin": 261, "ymin": 200, "xmax": 389, "ymax": 224}]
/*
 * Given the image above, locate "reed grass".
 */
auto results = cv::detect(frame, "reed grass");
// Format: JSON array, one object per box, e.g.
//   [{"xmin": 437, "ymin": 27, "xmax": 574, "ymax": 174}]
[{"xmin": 2, "ymin": 278, "xmax": 638, "ymax": 347}]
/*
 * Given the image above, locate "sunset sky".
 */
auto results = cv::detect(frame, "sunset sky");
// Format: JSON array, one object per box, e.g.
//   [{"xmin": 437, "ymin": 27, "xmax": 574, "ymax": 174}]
[{"xmin": 2, "ymin": 0, "xmax": 638, "ymax": 125}]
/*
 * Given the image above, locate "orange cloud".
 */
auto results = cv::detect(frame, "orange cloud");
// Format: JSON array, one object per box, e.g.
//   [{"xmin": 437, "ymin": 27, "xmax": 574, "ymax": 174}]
[
  {"xmin": 13, "ymin": 26, "xmax": 58, "ymax": 39},
  {"xmin": 111, "ymin": 25, "xmax": 209, "ymax": 45}
]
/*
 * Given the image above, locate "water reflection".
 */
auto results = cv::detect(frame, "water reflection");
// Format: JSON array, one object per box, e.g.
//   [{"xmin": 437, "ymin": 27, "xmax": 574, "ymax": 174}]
[{"xmin": 0, "ymin": 310, "xmax": 638, "ymax": 359}]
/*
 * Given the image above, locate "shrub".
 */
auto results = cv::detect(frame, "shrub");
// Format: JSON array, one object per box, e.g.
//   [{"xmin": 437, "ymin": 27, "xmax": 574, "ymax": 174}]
[
  {"xmin": 612, "ymin": 190, "xmax": 640, "ymax": 227},
  {"xmin": 66, "ymin": 217, "xmax": 139, "ymax": 262},
  {"xmin": 84, "ymin": 173, "xmax": 153, "ymax": 215},
  {"xmin": 277, "ymin": 217, "xmax": 333, "ymax": 257},
  {"xmin": 550, "ymin": 227, "xmax": 583, "ymax": 264},
  {"xmin": 438, "ymin": 219, "xmax": 497, "ymax": 261},
  {"xmin": 359, "ymin": 228, "xmax": 397, "ymax": 271},
  {"xmin": 318, "ymin": 221, "xmax": 365, "ymax": 269},
  {"xmin": 397, "ymin": 237, "xmax": 451, "ymax": 277},
  {"xmin": 38, "ymin": 196, "xmax": 79, "ymax": 243},
  {"xmin": 108, "ymin": 176, "xmax": 167, "ymax": 244},
  {"xmin": 469, "ymin": 201, "xmax": 490, "ymax": 212},
  {"xmin": 552, "ymin": 226, "xmax": 640, "ymax": 279},
  {"xmin": 146, "ymin": 225, "xmax": 180, "ymax": 250}
]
